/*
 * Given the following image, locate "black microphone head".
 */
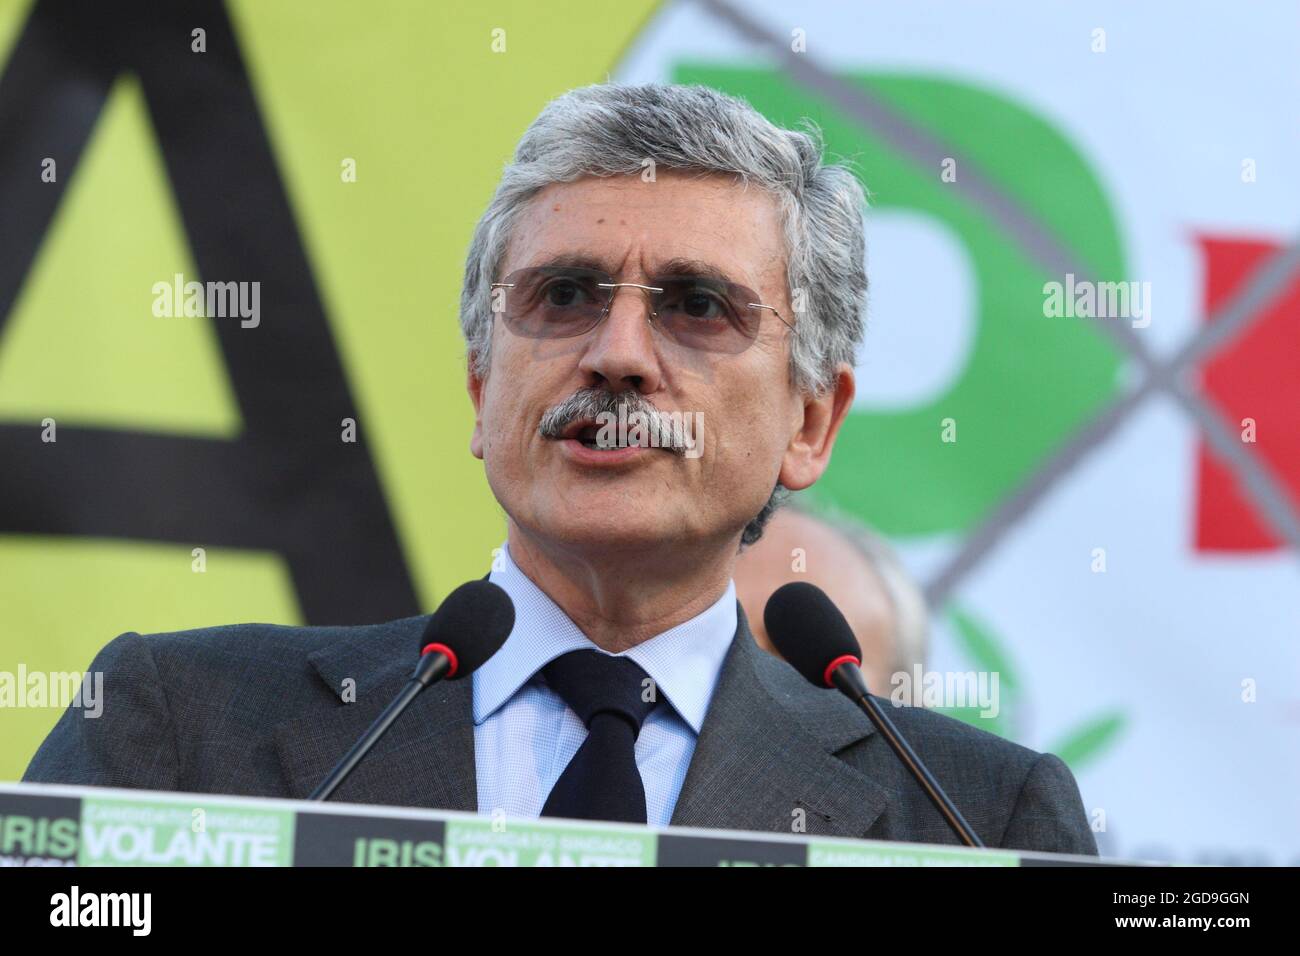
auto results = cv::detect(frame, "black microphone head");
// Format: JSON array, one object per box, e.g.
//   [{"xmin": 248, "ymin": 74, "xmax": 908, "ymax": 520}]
[
  {"xmin": 763, "ymin": 581, "xmax": 861, "ymax": 688},
  {"xmin": 418, "ymin": 580, "xmax": 514, "ymax": 679}
]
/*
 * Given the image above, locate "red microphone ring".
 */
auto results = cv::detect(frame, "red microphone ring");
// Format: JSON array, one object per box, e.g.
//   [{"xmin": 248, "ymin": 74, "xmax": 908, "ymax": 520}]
[
  {"xmin": 822, "ymin": 654, "xmax": 861, "ymax": 688},
  {"xmin": 421, "ymin": 642, "xmax": 459, "ymax": 679}
]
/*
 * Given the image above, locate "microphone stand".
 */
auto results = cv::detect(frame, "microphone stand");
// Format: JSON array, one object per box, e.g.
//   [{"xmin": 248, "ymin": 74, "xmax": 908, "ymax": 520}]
[
  {"xmin": 830, "ymin": 663, "xmax": 985, "ymax": 848},
  {"xmin": 307, "ymin": 651, "xmax": 451, "ymax": 802}
]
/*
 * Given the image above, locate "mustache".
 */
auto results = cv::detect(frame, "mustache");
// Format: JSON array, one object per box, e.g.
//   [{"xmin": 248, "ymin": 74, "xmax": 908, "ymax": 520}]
[{"xmin": 538, "ymin": 388, "xmax": 691, "ymax": 456}]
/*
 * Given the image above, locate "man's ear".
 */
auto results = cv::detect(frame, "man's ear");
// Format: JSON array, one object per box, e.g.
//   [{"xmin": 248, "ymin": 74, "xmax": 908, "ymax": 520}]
[
  {"xmin": 467, "ymin": 355, "xmax": 486, "ymax": 461},
  {"xmin": 778, "ymin": 363, "xmax": 855, "ymax": 491}
]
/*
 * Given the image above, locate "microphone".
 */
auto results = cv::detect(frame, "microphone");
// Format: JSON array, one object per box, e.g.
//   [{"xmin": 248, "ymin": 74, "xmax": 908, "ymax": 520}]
[
  {"xmin": 308, "ymin": 580, "xmax": 515, "ymax": 801},
  {"xmin": 764, "ymin": 581, "xmax": 985, "ymax": 848}
]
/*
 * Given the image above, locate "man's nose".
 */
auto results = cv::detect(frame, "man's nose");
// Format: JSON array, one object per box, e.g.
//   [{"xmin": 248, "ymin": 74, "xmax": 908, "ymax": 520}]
[{"xmin": 577, "ymin": 285, "xmax": 664, "ymax": 393}]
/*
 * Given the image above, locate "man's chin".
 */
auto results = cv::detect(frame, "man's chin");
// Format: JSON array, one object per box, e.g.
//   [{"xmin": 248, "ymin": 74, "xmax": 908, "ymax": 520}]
[{"xmin": 532, "ymin": 510, "xmax": 685, "ymax": 555}]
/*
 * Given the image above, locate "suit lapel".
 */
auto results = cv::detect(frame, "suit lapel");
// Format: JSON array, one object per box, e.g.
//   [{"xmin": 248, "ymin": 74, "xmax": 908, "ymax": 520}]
[
  {"xmin": 670, "ymin": 607, "xmax": 892, "ymax": 839},
  {"xmin": 272, "ymin": 600, "xmax": 890, "ymax": 834},
  {"xmin": 273, "ymin": 618, "xmax": 478, "ymax": 811}
]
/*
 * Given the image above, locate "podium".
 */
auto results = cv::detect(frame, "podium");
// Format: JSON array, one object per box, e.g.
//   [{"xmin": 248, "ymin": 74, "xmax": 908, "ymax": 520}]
[{"xmin": 0, "ymin": 781, "xmax": 1133, "ymax": 867}]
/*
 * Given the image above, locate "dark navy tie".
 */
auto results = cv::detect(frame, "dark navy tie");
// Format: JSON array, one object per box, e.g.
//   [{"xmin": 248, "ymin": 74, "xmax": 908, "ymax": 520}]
[{"xmin": 540, "ymin": 649, "xmax": 662, "ymax": 823}]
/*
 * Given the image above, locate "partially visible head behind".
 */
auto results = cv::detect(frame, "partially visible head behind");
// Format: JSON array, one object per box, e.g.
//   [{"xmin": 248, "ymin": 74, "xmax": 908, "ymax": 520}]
[
  {"xmin": 461, "ymin": 83, "xmax": 867, "ymax": 559},
  {"xmin": 735, "ymin": 503, "xmax": 929, "ymax": 695}
]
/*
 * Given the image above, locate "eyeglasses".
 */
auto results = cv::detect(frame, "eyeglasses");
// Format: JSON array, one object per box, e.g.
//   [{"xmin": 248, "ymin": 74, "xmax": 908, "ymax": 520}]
[{"xmin": 490, "ymin": 265, "xmax": 795, "ymax": 354}]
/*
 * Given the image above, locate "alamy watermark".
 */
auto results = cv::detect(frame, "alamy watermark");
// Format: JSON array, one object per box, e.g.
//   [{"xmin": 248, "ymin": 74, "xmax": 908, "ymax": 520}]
[
  {"xmin": 0, "ymin": 666, "xmax": 103, "ymax": 718},
  {"xmin": 151, "ymin": 272, "xmax": 260, "ymax": 328},
  {"xmin": 591, "ymin": 407, "xmax": 703, "ymax": 458},
  {"xmin": 50, "ymin": 886, "xmax": 151, "ymax": 935},
  {"xmin": 1043, "ymin": 273, "xmax": 1151, "ymax": 328},
  {"xmin": 539, "ymin": 387, "xmax": 704, "ymax": 459},
  {"xmin": 890, "ymin": 666, "xmax": 1001, "ymax": 718}
]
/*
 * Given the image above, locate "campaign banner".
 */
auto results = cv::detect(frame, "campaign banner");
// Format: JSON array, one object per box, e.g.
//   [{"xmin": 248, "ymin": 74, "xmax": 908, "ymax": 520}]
[
  {"xmin": 613, "ymin": 0, "xmax": 1300, "ymax": 865},
  {"xmin": 0, "ymin": 783, "xmax": 1125, "ymax": 868}
]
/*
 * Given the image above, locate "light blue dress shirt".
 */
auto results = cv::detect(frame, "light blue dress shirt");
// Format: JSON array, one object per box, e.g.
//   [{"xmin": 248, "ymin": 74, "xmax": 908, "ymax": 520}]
[{"xmin": 474, "ymin": 541, "xmax": 737, "ymax": 826}]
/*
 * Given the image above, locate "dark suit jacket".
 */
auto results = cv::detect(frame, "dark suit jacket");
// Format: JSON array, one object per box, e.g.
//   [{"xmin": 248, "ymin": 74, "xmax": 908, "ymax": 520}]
[{"xmin": 24, "ymin": 605, "xmax": 1097, "ymax": 855}]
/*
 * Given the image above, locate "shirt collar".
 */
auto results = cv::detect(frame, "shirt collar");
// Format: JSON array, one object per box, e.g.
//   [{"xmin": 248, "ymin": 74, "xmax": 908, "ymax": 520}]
[{"xmin": 474, "ymin": 540, "xmax": 737, "ymax": 734}]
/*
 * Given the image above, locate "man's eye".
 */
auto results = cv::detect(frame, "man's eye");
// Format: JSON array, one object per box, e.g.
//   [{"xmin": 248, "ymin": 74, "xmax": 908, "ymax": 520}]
[
  {"xmin": 672, "ymin": 287, "xmax": 728, "ymax": 321},
  {"xmin": 542, "ymin": 279, "xmax": 585, "ymax": 307}
]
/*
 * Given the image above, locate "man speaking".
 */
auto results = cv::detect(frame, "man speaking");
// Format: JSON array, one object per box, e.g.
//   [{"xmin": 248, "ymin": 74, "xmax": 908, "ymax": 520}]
[{"xmin": 26, "ymin": 83, "xmax": 1095, "ymax": 854}]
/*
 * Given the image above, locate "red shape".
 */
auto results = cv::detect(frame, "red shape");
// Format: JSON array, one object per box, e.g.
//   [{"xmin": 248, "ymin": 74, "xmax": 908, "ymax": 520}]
[{"xmin": 1193, "ymin": 236, "xmax": 1300, "ymax": 552}]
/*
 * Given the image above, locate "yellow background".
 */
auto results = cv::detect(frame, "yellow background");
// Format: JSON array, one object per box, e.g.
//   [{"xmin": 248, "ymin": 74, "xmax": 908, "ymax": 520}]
[{"xmin": 0, "ymin": 0, "xmax": 662, "ymax": 779}]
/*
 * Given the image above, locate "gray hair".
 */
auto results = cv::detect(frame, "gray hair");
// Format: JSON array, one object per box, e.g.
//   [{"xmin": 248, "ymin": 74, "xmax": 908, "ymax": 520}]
[
  {"xmin": 460, "ymin": 83, "xmax": 873, "ymax": 546},
  {"xmin": 848, "ymin": 523, "xmax": 930, "ymax": 678},
  {"xmin": 790, "ymin": 498, "xmax": 930, "ymax": 677},
  {"xmin": 458, "ymin": 82, "xmax": 869, "ymax": 396}
]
